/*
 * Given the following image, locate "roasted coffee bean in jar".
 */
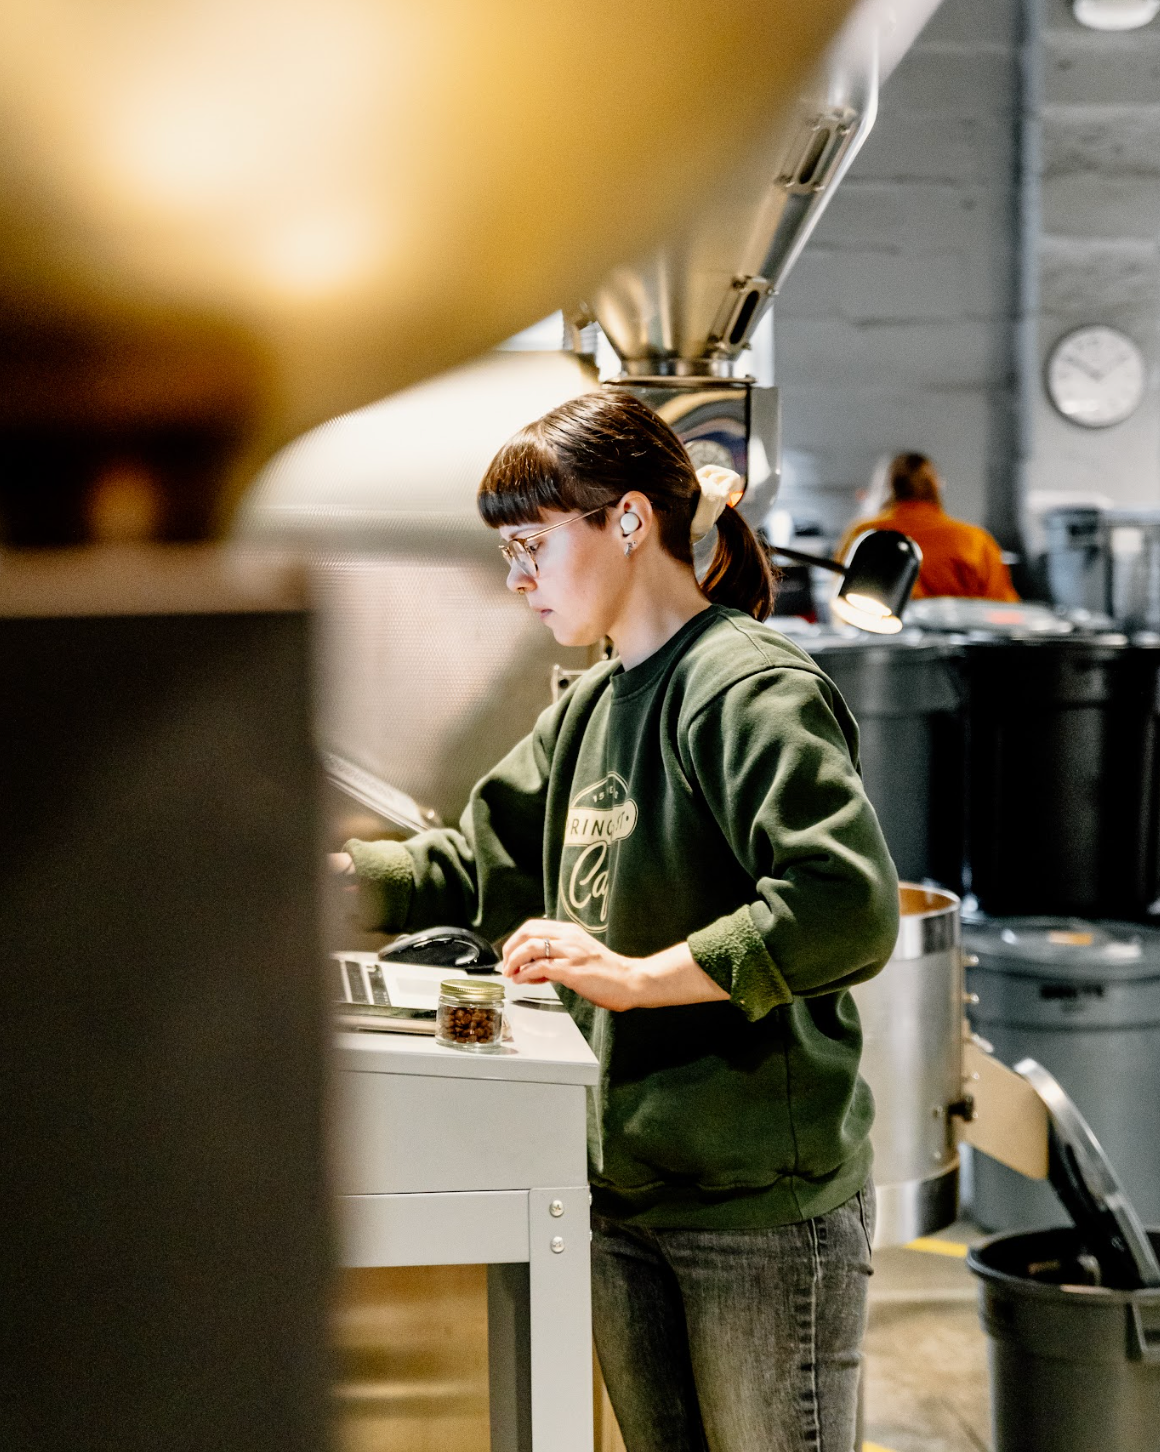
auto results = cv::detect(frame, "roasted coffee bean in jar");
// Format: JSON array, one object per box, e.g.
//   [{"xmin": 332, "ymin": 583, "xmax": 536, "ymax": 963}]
[{"xmin": 435, "ymin": 978, "xmax": 506, "ymax": 1052}]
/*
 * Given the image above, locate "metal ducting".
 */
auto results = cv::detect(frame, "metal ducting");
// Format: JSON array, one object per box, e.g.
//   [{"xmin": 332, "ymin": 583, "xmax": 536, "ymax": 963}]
[
  {"xmin": 590, "ymin": 15, "xmax": 879, "ymax": 381},
  {"xmin": 586, "ymin": 0, "xmax": 942, "ymax": 499}
]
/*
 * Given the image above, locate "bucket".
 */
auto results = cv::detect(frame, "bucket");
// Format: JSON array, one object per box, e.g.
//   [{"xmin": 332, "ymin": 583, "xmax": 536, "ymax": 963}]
[
  {"xmin": 852, "ymin": 884, "xmax": 962, "ymax": 1246},
  {"xmin": 968, "ymin": 1227, "xmax": 1160, "ymax": 1452}
]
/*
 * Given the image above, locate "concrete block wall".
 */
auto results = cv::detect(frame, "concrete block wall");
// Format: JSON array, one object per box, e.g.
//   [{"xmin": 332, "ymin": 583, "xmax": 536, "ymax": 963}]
[
  {"xmin": 774, "ymin": 0, "xmax": 1022, "ymax": 543},
  {"xmin": 1024, "ymin": 0, "xmax": 1160, "ymax": 512}
]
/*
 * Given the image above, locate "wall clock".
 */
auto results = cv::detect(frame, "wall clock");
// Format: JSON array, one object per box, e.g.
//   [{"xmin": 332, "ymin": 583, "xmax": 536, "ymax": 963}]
[{"xmin": 1046, "ymin": 325, "xmax": 1147, "ymax": 429}]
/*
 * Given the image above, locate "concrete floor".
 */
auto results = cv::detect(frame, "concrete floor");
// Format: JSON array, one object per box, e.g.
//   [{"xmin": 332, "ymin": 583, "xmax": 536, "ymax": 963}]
[
  {"xmin": 334, "ymin": 1222, "xmax": 996, "ymax": 1452},
  {"xmin": 863, "ymin": 1220, "xmax": 991, "ymax": 1452}
]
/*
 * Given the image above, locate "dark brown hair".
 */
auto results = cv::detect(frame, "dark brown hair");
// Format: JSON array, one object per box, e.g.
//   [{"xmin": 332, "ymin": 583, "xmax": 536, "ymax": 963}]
[
  {"xmin": 477, "ymin": 389, "xmax": 775, "ymax": 621},
  {"xmin": 887, "ymin": 452, "xmax": 942, "ymax": 505}
]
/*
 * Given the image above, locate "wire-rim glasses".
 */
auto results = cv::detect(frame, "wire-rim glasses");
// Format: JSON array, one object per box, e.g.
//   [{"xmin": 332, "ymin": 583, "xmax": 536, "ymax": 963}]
[{"xmin": 497, "ymin": 506, "xmax": 606, "ymax": 576}]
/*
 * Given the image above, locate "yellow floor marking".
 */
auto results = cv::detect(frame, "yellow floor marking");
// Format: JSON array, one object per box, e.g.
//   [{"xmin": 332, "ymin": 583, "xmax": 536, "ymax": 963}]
[
  {"xmin": 863, "ymin": 1442, "xmax": 899, "ymax": 1452},
  {"xmin": 905, "ymin": 1236, "xmax": 969, "ymax": 1259}
]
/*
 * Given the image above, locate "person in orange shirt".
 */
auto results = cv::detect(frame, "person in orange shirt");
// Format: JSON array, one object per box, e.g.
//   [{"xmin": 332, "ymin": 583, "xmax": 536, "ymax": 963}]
[{"xmin": 835, "ymin": 452, "xmax": 1019, "ymax": 601}]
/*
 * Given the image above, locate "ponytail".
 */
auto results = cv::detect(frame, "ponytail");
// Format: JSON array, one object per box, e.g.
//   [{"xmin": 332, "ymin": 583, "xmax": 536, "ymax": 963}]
[{"xmin": 700, "ymin": 505, "xmax": 777, "ymax": 621}]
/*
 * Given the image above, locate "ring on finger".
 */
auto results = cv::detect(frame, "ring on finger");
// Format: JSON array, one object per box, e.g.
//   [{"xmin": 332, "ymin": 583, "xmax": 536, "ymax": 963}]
[{"xmin": 543, "ymin": 937, "xmax": 552, "ymax": 961}]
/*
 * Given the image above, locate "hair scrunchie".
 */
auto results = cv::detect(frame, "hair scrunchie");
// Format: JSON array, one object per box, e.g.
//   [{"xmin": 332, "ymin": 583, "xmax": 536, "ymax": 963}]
[{"xmin": 691, "ymin": 465, "xmax": 743, "ymax": 544}]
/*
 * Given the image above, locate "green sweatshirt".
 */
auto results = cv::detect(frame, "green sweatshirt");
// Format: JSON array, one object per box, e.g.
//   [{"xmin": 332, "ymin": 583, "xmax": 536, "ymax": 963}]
[{"xmin": 347, "ymin": 605, "xmax": 899, "ymax": 1229}]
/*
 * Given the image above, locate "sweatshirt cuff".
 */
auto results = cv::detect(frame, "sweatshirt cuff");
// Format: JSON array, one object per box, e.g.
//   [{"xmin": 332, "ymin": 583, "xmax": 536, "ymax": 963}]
[
  {"xmin": 688, "ymin": 905, "xmax": 793, "ymax": 1022},
  {"xmin": 344, "ymin": 838, "xmax": 415, "ymax": 933}
]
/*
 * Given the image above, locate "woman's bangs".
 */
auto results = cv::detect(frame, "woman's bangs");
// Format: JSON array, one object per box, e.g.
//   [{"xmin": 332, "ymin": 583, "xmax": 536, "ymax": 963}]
[{"xmin": 477, "ymin": 431, "xmax": 570, "ymax": 528}]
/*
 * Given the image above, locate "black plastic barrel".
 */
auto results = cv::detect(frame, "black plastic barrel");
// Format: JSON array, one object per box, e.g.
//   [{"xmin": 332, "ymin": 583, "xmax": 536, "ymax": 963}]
[
  {"xmin": 808, "ymin": 638, "xmax": 964, "ymax": 891},
  {"xmin": 968, "ymin": 1227, "xmax": 1160, "ymax": 1452},
  {"xmin": 962, "ymin": 638, "xmax": 1160, "ymax": 919},
  {"xmin": 964, "ymin": 917, "xmax": 1160, "ymax": 1230}
]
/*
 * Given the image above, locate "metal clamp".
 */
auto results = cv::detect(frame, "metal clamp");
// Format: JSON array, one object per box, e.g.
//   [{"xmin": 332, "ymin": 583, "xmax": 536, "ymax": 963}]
[
  {"xmin": 777, "ymin": 114, "xmax": 858, "ymax": 194},
  {"xmin": 948, "ymin": 1095, "xmax": 977, "ymax": 1124}
]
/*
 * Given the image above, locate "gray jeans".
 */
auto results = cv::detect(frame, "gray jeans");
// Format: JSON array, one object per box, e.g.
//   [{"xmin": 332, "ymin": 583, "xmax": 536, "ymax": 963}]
[{"xmin": 591, "ymin": 1183, "xmax": 875, "ymax": 1452}]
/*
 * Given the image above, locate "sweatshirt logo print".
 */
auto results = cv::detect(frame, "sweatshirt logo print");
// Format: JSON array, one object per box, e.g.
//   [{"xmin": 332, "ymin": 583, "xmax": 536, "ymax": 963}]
[{"xmin": 560, "ymin": 772, "xmax": 638, "ymax": 933}]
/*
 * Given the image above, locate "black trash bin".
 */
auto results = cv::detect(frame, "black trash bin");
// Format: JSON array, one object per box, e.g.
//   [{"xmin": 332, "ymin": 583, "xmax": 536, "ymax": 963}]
[
  {"xmin": 962, "ymin": 638, "xmax": 1160, "ymax": 919},
  {"xmin": 968, "ymin": 1227, "xmax": 1160, "ymax": 1452},
  {"xmin": 807, "ymin": 637, "xmax": 965, "ymax": 891},
  {"xmin": 968, "ymin": 1058, "xmax": 1160, "ymax": 1452}
]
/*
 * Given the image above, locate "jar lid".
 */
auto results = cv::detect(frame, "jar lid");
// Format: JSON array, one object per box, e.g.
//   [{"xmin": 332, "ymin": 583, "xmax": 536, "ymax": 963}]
[
  {"xmin": 440, "ymin": 977, "xmax": 505, "ymax": 1003},
  {"xmin": 963, "ymin": 916, "xmax": 1160, "ymax": 981}
]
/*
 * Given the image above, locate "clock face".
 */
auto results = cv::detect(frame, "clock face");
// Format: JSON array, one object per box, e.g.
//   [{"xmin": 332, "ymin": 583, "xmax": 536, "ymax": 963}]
[{"xmin": 1046, "ymin": 325, "xmax": 1146, "ymax": 429}]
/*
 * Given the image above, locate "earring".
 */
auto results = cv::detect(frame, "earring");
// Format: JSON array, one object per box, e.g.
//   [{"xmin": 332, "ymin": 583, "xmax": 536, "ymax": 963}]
[{"xmin": 624, "ymin": 540, "xmax": 634, "ymax": 556}]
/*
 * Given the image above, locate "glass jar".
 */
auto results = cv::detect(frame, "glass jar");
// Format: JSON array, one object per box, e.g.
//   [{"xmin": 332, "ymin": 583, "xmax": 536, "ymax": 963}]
[{"xmin": 435, "ymin": 978, "xmax": 506, "ymax": 1052}]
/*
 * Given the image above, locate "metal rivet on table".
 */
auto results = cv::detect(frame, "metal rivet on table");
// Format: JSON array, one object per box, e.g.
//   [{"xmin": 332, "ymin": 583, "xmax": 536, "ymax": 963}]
[
  {"xmin": 549, "ymin": 1199, "xmax": 565, "ymax": 1218},
  {"xmin": 550, "ymin": 1236, "xmax": 565, "ymax": 1254}
]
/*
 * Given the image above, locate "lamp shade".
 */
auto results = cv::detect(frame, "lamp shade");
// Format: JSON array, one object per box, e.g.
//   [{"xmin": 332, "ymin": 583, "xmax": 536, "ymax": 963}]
[{"xmin": 831, "ymin": 529, "xmax": 922, "ymax": 635}]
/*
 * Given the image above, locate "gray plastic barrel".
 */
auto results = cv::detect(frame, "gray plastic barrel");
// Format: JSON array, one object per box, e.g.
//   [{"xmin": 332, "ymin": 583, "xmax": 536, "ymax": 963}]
[
  {"xmin": 807, "ymin": 636, "xmax": 964, "ymax": 891},
  {"xmin": 968, "ymin": 1227, "xmax": 1160, "ymax": 1452},
  {"xmin": 964, "ymin": 918, "xmax": 1160, "ymax": 1230}
]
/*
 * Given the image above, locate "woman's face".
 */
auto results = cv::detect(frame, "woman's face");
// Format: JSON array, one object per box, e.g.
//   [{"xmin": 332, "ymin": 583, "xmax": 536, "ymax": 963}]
[{"xmin": 499, "ymin": 507, "xmax": 628, "ymax": 648}]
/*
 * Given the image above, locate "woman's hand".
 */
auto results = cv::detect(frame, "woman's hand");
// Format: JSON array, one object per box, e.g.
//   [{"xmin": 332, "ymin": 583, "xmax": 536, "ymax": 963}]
[
  {"xmin": 502, "ymin": 919, "xmax": 642, "ymax": 1010},
  {"xmin": 502, "ymin": 919, "xmax": 730, "ymax": 1012}
]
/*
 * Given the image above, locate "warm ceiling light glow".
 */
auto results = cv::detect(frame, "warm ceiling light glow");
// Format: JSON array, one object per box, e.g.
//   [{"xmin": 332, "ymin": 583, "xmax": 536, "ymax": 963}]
[
  {"xmin": 1073, "ymin": 0, "xmax": 1160, "ymax": 28},
  {"xmin": 258, "ymin": 214, "xmax": 382, "ymax": 298},
  {"xmin": 106, "ymin": 94, "xmax": 269, "ymax": 209}
]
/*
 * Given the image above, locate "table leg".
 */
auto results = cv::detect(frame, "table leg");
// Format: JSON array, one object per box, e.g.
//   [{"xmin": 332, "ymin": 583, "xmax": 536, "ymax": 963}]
[
  {"xmin": 529, "ymin": 1186, "xmax": 592, "ymax": 1452},
  {"xmin": 488, "ymin": 1262, "xmax": 532, "ymax": 1452},
  {"xmin": 487, "ymin": 1186, "xmax": 592, "ymax": 1452}
]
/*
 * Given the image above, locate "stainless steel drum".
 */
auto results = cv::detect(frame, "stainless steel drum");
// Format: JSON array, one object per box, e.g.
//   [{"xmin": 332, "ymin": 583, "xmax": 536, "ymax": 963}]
[{"xmin": 852, "ymin": 884, "xmax": 963, "ymax": 1247}]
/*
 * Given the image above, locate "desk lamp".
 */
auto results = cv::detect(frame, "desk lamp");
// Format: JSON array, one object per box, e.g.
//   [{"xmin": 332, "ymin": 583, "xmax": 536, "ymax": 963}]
[{"xmin": 770, "ymin": 529, "xmax": 923, "ymax": 635}]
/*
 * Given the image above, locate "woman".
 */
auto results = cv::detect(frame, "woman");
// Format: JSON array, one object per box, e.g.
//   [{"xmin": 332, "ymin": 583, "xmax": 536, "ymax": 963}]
[{"xmin": 342, "ymin": 390, "xmax": 898, "ymax": 1452}]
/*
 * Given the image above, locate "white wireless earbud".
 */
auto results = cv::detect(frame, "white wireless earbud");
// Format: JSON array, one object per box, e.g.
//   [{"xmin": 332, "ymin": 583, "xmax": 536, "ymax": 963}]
[{"xmin": 619, "ymin": 511, "xmax": 641, "ymax": 536}]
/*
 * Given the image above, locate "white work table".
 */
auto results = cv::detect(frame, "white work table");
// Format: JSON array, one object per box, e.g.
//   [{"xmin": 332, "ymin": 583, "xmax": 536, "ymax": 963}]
[{"xmin": 332, "ymin": 955, "xmax": 599, "ymax": 1452}]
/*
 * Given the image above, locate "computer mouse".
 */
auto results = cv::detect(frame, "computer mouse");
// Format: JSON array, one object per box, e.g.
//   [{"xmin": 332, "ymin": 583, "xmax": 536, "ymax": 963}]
[{"xmin": 377, "ymin": 926, "xmax": 500, "ymax": 972}]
